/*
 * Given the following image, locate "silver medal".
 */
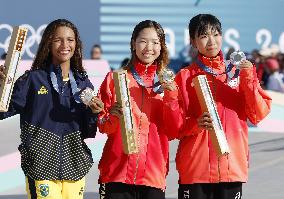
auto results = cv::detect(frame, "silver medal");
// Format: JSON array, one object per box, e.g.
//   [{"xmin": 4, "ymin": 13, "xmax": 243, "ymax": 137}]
[
  {"xmin": 80, "ymin": 87, "xmax": 96, "ymax": 106},
  {"xmin": 159, "ymin": 68, "xmax": 175, "ymax": 83},
  {"xmin": 229, "ymin": 50, "xmax": 246, "ymax": 69}
]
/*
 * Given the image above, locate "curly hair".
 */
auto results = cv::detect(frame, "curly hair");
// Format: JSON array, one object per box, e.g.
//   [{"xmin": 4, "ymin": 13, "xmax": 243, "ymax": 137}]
[
  {"xmin": 32, "ymin": 19, "xmax": 85, "ymax": 73},
  {"xmin": 126, "ymin": 20, "xmax": 169, "ymax": 72}
]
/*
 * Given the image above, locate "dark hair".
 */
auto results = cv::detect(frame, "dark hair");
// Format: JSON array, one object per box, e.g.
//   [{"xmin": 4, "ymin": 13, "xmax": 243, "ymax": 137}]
[
  {"xmin": 92, "ymin": 44, "xmax": 102, "ymax": 52},
  {"xmin": 188, "ymin": 14, "xmax": 222, "ymax": 40},
  {"xmin": 32, "ymin": 19, "xmax": 84, "ymax": 73},
  {"xmin": 91, "ymin": 44, "xmax": 103, "ymax": 58},
  {"xmin": 1, "ymin": 52, "xmax": 7, "ymax": 60},
  {"xmin": 120, "ymin": 57, "xmax": 130, "ymax": 68},
  {"xmin": 127, "ymin": 20, "xmax": 169, "ymax": 72}
]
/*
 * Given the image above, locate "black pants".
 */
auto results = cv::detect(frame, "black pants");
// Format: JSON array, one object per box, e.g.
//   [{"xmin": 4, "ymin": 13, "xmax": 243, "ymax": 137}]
[
  {"xmin": 178, "ymin": 182, "xmax": 242, "ymax": 199},
  {"xmin": 99, "ymin": 182, "xmax": 165, "ymax": 199}
]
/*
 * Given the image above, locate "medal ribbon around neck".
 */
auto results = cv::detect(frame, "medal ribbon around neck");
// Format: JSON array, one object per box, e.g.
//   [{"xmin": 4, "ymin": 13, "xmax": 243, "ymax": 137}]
[
  {"xmin": 50, "ymin": 65, "xmax": 81, "ymax": 103},
  {"xmin": 130, "ymin": 65, "xmax": 163, "ymax": 93},
  {"xmin": 196, "ymin": 59, "xmax": 240, "ymax": 79}
]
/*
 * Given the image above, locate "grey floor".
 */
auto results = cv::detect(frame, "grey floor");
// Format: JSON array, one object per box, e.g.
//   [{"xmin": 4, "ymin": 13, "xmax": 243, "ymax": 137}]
[{"xmin": 0, "ymin": 116, "xmax": 283, "ymax": 199}]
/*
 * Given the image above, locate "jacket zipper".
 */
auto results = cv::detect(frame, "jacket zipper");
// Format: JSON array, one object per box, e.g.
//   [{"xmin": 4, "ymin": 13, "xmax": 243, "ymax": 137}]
[{"xmin": 133, "ymin": 87, "xmax": 144, "ymax": 184}]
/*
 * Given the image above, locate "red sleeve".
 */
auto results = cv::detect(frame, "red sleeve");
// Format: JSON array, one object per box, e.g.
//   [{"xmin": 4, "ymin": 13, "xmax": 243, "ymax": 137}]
[
  {"xmin": 97, "ymin": 72, "xmax": 120, "ymax": 135},
  {"xmin": 163, "ymin": 88, "xmax": 181, "ymax": 140},
  {"xmin": 239, "ymin": 67, "xmax": 272, "ymax": 124},
  {"xmin": 163, "ymin": 70, "xmax": 201, "ymax": 140}
]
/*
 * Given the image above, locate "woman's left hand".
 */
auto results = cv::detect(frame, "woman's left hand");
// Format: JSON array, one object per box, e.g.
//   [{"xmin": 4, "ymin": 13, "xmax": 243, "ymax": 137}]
[
  {"xmin": 239, "ymin": 60, "xmax": 253, "ymax": 69},
  {"xmin": 0, "ymin": 65, "xmax": 6, "ymax": 82},
  {"xmin": 89, "ymin": 97, "xmax": 104, "ymax": 113}
]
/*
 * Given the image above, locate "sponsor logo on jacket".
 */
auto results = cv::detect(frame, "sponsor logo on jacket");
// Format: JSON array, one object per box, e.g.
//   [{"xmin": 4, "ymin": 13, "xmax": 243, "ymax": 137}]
[{"xmin": 38, "ymin": 86, "xmax": 48, "ymax": 95}]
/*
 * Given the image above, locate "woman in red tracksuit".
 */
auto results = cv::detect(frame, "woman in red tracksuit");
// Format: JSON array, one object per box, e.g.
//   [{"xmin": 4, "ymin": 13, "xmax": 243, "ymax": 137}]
[
  {"xmin": 97, "ymin": 20, "xmax": 170, "ymax": 199},
  {"xmin": 163, "ymin": 14, "xmax": 272, "ymax": 199}
]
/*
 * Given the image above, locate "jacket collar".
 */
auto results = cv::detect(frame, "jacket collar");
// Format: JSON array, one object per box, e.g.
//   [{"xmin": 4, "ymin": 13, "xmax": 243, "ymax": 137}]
[
  {"xmin": 50, "ymin": 64, "xmax": 87, "ymax": 81},
  {"xmin": 133, "ymin": 60, "xmax": 157, "ymax": 77},
  {"xmin": 198, "ymin": 51, "xmax": 225, "ymax": 70}
]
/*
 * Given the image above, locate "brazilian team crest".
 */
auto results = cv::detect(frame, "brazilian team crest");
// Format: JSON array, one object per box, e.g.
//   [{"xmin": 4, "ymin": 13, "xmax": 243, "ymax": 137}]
[{"xmin": 39, "ymin": 184, "xmax": 49, "ymax": 197}]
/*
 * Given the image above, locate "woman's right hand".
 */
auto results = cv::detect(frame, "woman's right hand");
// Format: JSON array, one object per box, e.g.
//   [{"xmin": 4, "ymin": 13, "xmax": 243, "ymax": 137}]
[
  {"xmin": 109, "ymin": 102, "xmax": 123, "ymax": 118},
  {"xmin": 161, "ymin": 81, "xmax": 177, "ymax": 91},
  {"xmin": 0, "ymin": 65, "xmax": 6, "ymax": 82},
  {"xmin": 197, "ymin": 112, "xmax": 214, "ymax": 131}
]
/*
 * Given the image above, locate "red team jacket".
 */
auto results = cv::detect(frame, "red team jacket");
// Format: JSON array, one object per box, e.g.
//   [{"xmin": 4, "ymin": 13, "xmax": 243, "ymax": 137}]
[
  {"xmin": 98, "ymin": 62, "xmax": 169, "ymax": 190},
  {"xmin": 163, "ymin": 52, "xmax": 272, "ymax": 184}
]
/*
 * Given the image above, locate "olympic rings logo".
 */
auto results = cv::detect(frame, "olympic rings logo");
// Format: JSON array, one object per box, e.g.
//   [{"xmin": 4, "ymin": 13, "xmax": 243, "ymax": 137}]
[{"xmin": 0, "ymin": 24, "xmax": 47, "ymax": 58}]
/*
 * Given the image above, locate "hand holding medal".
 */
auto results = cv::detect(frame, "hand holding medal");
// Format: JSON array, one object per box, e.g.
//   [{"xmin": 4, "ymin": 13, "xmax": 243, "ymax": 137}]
[
  {"xmin": 80, "ymin": 87, "xmax": 104, "ymax": 113},
  {"xmin": 80, "ymin": 87, "xmax": 96, "ymax": 106},
  {"xmin": 159, "ymin": 68, "xmax": 177, "ymax": 91},
  {"xmin": 159, "ymin": 68, "xmax": 175, "ymax": 83},
  {"xmin": 229, "ymin": 50, "xmax": 253, "ymax": 69}
]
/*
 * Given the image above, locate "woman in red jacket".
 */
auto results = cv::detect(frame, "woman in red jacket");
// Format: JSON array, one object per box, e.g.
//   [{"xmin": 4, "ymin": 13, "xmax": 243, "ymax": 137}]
[
  {"xmin": 163, "ymin": 14, "xmax": 272, "ymax": 199},
  {"xmin": 97, "ymin": 20, "xmax": 170, "ymax": 199}
]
